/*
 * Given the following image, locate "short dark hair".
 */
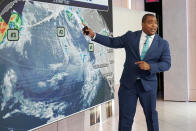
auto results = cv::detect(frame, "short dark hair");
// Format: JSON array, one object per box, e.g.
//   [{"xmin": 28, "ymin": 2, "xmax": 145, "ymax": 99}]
[{"xmin": 142, "ymin": 14, "xmax": 156, "ymax": 23}]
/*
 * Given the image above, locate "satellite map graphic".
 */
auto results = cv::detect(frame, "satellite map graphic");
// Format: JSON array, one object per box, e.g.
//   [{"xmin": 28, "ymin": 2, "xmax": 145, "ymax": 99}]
[{"xmin": 0, "ymin": 0, "xmax": 114, "ymax": 130}]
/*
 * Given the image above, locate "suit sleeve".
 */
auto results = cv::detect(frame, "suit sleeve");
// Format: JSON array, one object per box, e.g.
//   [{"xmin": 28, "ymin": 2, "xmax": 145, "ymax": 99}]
[
  {"xmin": 93, "ymin": 32, "xmax": 130, "ymax": 48},
  {"xmin": 149, "ymin": 40, "xmax": 171, "ymax": 74}
]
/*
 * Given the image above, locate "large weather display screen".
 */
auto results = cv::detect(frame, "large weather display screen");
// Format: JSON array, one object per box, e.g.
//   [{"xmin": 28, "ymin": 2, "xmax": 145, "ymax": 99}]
[{"xmin": 0, "ymin": 0, "xmax": 113, "ymax": 130}]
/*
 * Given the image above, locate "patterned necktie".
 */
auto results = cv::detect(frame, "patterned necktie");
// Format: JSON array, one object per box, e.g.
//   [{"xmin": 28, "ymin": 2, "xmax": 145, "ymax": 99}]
[{"xmin": 140, "ymin": 35, "xmax": 150, "ymax": 60}]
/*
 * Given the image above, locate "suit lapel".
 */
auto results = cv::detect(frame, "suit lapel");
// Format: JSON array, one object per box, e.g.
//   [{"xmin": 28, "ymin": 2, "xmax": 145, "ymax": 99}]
[
  {"xmin": 144, "ymin": 34, "xmax": 158, "ymax": 60},
  {"xmin": 127, "ymin": 31, "xmax": 142, "ymax": 60},
  {"xmin": 135, "ymin": 31, "xmax": 142, "ymax": 59}
]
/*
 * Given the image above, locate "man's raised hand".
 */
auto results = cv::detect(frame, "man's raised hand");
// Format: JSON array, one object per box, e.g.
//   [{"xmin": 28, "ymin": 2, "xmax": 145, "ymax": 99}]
[{"xmin": 82, "ymin": 23, "xmax": 95, "ymax": 39}]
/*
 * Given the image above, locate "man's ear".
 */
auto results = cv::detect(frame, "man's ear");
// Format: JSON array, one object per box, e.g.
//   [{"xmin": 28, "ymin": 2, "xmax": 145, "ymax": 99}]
[
  {"xmin": 142, "ymin": 22, "xmax": 144, "ymax": 28},
  {"xmin": 141, "ymin": 23, "xmax": 144, "ymax": 30}
]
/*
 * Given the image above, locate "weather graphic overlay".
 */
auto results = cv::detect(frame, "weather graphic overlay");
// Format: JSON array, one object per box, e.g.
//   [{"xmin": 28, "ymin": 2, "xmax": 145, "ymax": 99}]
[{"xmin": 0, "ymin": 0, "xmax": 114, "ymax": 131}]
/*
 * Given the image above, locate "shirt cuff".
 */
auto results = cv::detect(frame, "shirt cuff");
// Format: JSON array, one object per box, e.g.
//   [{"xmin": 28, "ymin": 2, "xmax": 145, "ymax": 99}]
[{"xmin": 92, "ymin": 33, "xmax": 96, "ymax": 40}]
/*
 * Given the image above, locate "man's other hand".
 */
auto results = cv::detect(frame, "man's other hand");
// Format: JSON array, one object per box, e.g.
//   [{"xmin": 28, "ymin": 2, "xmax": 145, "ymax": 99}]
[{"xmin": 135, "ymin": 61, "xmax": 151, "ymax": 70}]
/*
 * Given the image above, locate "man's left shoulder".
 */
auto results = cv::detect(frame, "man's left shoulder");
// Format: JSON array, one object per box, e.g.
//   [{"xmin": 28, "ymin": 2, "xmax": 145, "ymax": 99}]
[{"xmin": 156, "ymin": 35, "xmax": 169, "ymax": 45}]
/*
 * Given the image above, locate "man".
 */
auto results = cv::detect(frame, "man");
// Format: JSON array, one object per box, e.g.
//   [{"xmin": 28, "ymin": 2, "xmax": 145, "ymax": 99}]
[{"xmin": 83, "ymin": 14, "xmax": 171, "ymax": 131}]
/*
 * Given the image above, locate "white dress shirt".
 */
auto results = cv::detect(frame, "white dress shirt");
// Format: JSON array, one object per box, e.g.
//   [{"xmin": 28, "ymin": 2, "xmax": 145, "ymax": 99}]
[{"xmin": 139, "ymin": 31, "xmax": 155, "ymax": 56}]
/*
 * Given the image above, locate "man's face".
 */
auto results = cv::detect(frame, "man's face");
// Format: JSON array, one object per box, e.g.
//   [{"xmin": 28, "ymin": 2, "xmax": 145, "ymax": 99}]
[{"xmin": 142, "ymin": 16, "xmax": 158, "ymax": 36}]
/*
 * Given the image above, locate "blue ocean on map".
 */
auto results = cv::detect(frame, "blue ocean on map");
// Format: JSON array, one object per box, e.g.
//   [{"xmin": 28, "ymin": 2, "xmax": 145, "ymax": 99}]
[{"xmin": 0, "ymin": 1, "xmax": 114, "ymax": 130}]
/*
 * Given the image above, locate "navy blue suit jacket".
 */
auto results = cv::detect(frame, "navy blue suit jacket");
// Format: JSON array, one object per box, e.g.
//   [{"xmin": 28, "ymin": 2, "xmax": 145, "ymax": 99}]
[{"xmin": 93, "ymin": 30, "xmax": 171, "ymax": 91}]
